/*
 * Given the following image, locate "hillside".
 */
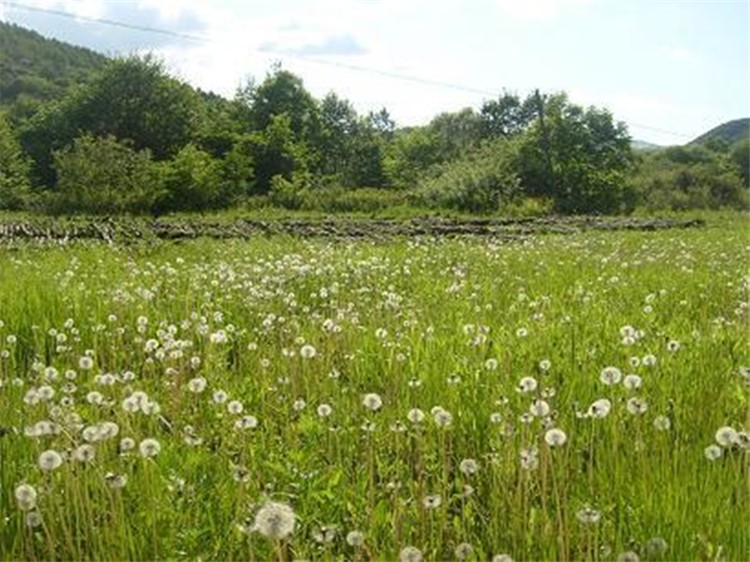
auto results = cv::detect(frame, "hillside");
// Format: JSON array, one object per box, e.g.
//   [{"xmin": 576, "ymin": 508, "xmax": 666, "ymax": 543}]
[
  {"xmin": 689, "ymin": 118, "xmax": 749, "ymax": 146},
  {"xmin": 0, "ymin": 21, "xmax": 106, "ymax": 107}
]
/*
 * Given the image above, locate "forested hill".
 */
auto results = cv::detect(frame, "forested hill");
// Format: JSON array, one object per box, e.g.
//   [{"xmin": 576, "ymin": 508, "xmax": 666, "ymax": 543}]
[
  {"xmin": 0, "ymin": 21, "xmax": 747, "ymax": 215},
  {"xmin": 689, "ymin": 118, "xmax": 750, "ymax": 147},
  {"xmin": 0, "ymin": 21, "xmax": 106, "ymax": 108}
]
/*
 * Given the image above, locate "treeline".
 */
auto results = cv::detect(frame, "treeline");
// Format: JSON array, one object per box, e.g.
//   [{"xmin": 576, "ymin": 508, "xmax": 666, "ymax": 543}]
[{"xmin": 0, "ymin": 55, "xmax": 747, "ymax": 215}]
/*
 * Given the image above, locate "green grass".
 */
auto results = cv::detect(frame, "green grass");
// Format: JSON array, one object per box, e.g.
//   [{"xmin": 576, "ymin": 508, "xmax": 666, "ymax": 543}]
[{"xmin": 0, "ymin": 216, "xmax": 748, "ymax": 561}]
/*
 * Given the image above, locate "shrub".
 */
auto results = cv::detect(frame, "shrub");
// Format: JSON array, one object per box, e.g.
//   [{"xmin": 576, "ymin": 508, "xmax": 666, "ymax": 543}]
[
  {"xmin": 416, "ymin": 138, "xmax": 521, "ymax": 213},
  {"xmin": 49, "ymin": 134, "xmax": 160, "ymax": 214}
]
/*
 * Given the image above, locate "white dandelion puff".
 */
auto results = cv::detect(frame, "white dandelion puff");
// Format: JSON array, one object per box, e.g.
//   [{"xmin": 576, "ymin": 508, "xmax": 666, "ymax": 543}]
[
  {"xmin": 14, "ymin": 484, "xmax": 37, "ymax": 511},
  {"xmin": 544, "ymin": 428, "xmax": 567, "ymax": 447},
  {"xmin": 407, "ymin": 408, "xmax": 425, "ymax": 424},
  {"xmin": 715, "ymin": 426, "xmax": 738, "ymax": 447},
  {"xmin": 362, "ymin": 393, "xmax": 383, "ymax": 411},
  {"xmin": 138, "ymin": 438, "xmax": 161, "ymax": 458},
  {"xmin": 252, "ymin": 501, "xmax": 296, "ymax": 540},
  {"xmin": 600, "ymin": 366, "xmax": 622, "ymax": 385},
  {"xmin": 38, "ymin": 450, "xmax": 63, "ymax": 471},
  {"xmin": 399, "ymin": 546, "xmax": 423, "ymax": 562}
]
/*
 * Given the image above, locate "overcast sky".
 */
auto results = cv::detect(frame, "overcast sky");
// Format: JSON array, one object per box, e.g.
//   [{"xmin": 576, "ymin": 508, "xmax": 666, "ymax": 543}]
[{"xmin": 1, "ymin": 0, "xmax": 748, "ymax": 145}]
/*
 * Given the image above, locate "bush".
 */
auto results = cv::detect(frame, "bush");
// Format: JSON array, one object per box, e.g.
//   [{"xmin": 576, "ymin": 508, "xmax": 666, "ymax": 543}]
[
  {"xmin": 416, "ymin": 138, "xmax": 520, "ymax": 212},
  {"xmin": 156, "ymin": 144, "xmax": 230, "ymax": 212},
  {"xmin": 49, "ymin": 134, "xmax": 160, "ymax": 214},
  {"xmin": 301, "ymin": 187, "xmax": 410, "ymax": 213}
]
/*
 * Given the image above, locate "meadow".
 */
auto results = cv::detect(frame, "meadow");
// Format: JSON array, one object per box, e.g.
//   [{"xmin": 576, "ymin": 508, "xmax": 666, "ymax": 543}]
[{"xmin": 0, "ymin": 214, "xmax": 748, "ymax": 561}]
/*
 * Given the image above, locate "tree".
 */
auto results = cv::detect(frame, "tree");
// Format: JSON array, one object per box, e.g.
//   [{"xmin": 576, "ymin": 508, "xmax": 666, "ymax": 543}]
[
  {"xmin": 0, "ymin": 111, "xmax": 31, "ymax": 209},
  {"xmin": 480, "ymin": 93, "xmax": 535, "ymax": 139},
  {"xmin": 518, "ymin": 93, "xmax": 635, "ymax": 213},
  {"xmin": 21, "ymin": 55, "xmax": 205, "ymax": 186},
  {"xmin": 239, "ymin": 66, "xmax": 320, "ymax": 142}
]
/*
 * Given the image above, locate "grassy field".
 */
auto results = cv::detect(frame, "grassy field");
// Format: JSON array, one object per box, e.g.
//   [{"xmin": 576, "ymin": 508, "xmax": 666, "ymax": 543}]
[{"xmin": 0, "ymin": 214, "xmax": 748, "ymax": 561}]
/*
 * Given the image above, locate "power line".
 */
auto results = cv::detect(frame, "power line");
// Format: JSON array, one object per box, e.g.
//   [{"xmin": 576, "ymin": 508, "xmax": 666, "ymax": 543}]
[{"xmin": 2, "ymin": 1, "xmax": 696, "ymax": 139}]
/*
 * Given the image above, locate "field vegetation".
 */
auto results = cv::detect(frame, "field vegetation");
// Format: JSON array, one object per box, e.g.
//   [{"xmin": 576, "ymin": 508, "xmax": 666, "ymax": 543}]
[{"xmin": 0, "ymin": 214, "xmax": 748, "ymax": 560}]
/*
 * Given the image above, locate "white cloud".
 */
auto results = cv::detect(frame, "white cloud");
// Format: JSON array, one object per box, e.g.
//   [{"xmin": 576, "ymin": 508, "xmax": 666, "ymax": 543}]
[{"xmin": 669, "ymin": 47, "xmax": 691, "ymax": 60}]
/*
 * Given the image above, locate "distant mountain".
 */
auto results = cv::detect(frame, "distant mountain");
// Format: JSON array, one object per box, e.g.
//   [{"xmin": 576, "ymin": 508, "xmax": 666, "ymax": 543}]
[
  {"xmin": 631, "ymin": 139, "xmax": 662, "ymax": 152},
  {"xmin": 689, "ymin": 118, "xmax": 749, "ymax": 147},
  {"xmin": 0, "ymin": 21, "xmax": 106, "ymax": 107}
]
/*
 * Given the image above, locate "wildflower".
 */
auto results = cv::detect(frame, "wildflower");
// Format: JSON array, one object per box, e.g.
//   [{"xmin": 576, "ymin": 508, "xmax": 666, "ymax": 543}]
[
  {"xmin": 516, "ymin": 327, "xmax": 528, "ymax": 338},
  {"xmin": 433, "ymin": 408, "xmax": 453, "ymax": 427},
  {"xmin": 588, "ymin": 398, "xmax": 612, "ymax": 418},
  {"xmin": 300, "ymin": 344, "xmax": 317, "ymax": 359},
  {"xmin": 119, "ymin": 437, "xmax": 136, "ymax": 453},
  {"xmin": 139, "ymin": 438, "xmax": 161, "ymax": 458},
  {"xmin": 626, "ymin": 397, "xmax": 648, "ymax": 415},
  {"xmin": 616, "ymin": 552, "xmax": 640, "ymax": 562},
  {"xmin": 530, "ymin": 399, "xmax": 550, "ymax": 417},
  {"xmin": 715, "ymin": 426, "xmax": 738, "ymax": 447},
  {"xmin": 490, "ymin": 412, "xmax": 503, "ymax": 424},
  {"xmin": 293, "ymin": 398, "xmax": 306, "ymax": 411},
  {"xmin": 25, "ymin": 511, "xmax": 43, "ymax": 528},
  {"xmin": 73, "ymin": 444, "xmax": 95, "ymax": 463},
  {"xmin": 666, "ymin": 340, "xmax": 680, "ymax": 352},
  {"xmin": 544, "ymin": 428, "xmax": 567, "ymax": 447},
  {"xmin": 312, "ymin": 525, "xmax": 337, "ymax": 544},
  {"xmin": 653, "ymin": 415, "xmax": 671, "ymax": 431},
  {"xmin": 78, "ymin": 356, "xmax": 94, "ymax": 370},
  {"xmin": 105, "ymin": 472, "xmax": 128, "ymax": 489},
  {"xmin": 704, "ymin": 444, "xmax": 722, "ymax": 460},
  {"xmin": 538, "ymin": 359, "xmax": 551, "ymax": 372},
  {"xmin": 492, "ymin": 555, "xmax": 514, "ymax": 562},
  {"xmin": 645, "ymin": 537, "xmax": 668, "ymax": 557},
  {"xmin": 235, "ymin": 415, "xmax": 259, "ymax": 430},
  {"xmin": 455, "ymin": 543, "xmax": 474, "ymax": 560},
  {"xmin": 407, "ymin": 408, "xmax": 425, "ymax": 423},
  {"xmin": 227, "ymin": 400, "xmax": 244, "ymax": 414},
  {"xmin": 520, "ymin": 447, "xmax": 539, "ymax": 470},
  {"xmin": 362, "ymin": 393, "xmax": 383, "ymax": 411},
  {"xmin": 14, "ymin": 484, "xmax": 37, "ymax": 511},
  {"xmin": 459, "ymin": 458, "xmax": 479, "ymax": 476},
  {"xmin": 517, "ymin": 376, "xmax": 538, "ymax": 393},
  {"xmin": 422, "ymin": 494, "xmax": 442, "ymax": 509},
  {"xmin": 213, "ymin": 390, "xmax": 228, "ymax": 404},
  {"xmin": 623, "ymin": 374, "xmax": 642, "ymax": 390},
  {"xmin": 485, "ymin": 358, "xmax": 498, "ymax": 370},
  {"xmin": 346, "ymin": 530, "xmax": 365, "ymax": 547},
  {"xmin": 317, "ymin": 403, "xmax": 333, "ymax": 417},
  {"xmin": 38, "ymin": 450, "xmax": 63, "ymax": 471},
  {"xmin": 642, "ymin": 354, "xmax": 657, "ymax": 367},
  {"xmin": 187, "ymin": 377, "xmax": 207, "ymax": 393},
  {"xmin": 576, "ymin": 507, "xmax": 601, "ymax": 524},
  {"xmin": 399, "ymin": 546, "xmax": 423, "ymax": 562},
  {"xmin": 600, "ymin": 366, "xmax": 622, "ymax": 385},
  {"xmin": 252, "ymin": 501, "xmax": 296, "ymax": 540}
]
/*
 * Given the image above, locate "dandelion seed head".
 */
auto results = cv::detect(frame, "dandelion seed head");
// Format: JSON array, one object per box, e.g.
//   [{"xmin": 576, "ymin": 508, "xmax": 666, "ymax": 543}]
[
  {"xmin": 715, "ymin": 426, "xmax": 738, "ymax": 447},
  {"xmin": 362, "ymin": 392, "xmax": 383, "ymax": 411},
  {"xmin": 600, "ymin": 366, "xmax": 622, "ymax": 385},
  {"xmin": 653, "ymin": 415, "xmax": 671, "ymax": 431},
  {"xmin": 38, "ymin": 450, "xmax": 63, "ymax": 471},
  {"xmin": 399, "ymin": 546, "xmax": 423, "ymax": 562},
  {"xmin": 346, "ymin": 530, "xmax": 365, "ymax": 547},
  {"xmin": 138, "ymin": 438, "xmax": 161, "ymax": 458},
  {"xmin": 544, "ymin": 428, "xmax": 567, "ymax": 447},
  {"xmin": 459, "ymin": 458, "xmax": 479, "ymax": 476},
  {"xmin": 14, "ymin": 484, "xmax": 37, "ymax": 510},
  {"xmin": 455, "ymin": 543, "xmax": 474, "ymax": 560},
  {"xmin": 252, "ymin": 501, "xmax": 296, "ymax": 540}
]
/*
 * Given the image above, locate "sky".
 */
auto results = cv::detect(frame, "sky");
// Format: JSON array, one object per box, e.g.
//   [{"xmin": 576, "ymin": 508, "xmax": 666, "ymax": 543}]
[{"xmin": 1, "ymin": 0, "xmax": 748, "ymax": 145}]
